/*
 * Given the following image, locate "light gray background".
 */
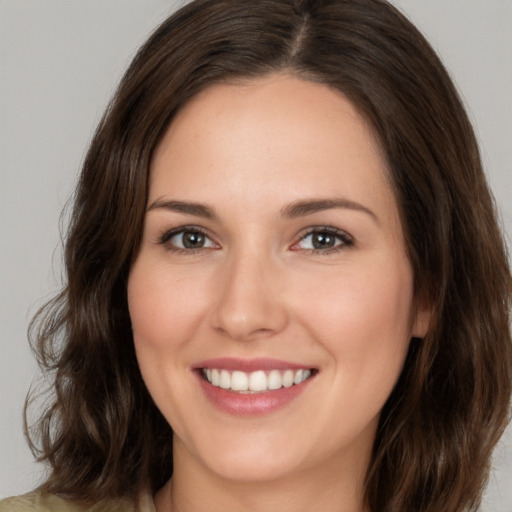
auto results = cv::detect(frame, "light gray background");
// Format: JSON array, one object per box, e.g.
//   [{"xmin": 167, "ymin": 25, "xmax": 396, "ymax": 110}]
[{"xmin": 1, "ymin": 0, "xmax": 511, "ymax": 508}]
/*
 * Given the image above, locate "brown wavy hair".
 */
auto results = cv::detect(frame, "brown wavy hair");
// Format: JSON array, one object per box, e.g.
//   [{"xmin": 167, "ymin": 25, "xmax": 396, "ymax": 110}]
[{"xmin": 26, "ymin": 0, "xmax": 512, "ymax": 510}]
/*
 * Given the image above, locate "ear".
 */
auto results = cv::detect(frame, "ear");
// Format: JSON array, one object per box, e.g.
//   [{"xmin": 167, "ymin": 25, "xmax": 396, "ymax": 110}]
[{"xmin": 411, "ymin": 298, "xmax": 432, "ymax": 338}]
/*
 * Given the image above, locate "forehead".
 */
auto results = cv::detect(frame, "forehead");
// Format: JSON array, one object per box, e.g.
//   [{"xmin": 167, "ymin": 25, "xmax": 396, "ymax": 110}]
[
  {"xmin": 149, "ymin": 74, "xmax": 394, "ymax": 216},
  {"xmin": 159, "ymin": 74, "xmax": 380, "ymax": 147}
]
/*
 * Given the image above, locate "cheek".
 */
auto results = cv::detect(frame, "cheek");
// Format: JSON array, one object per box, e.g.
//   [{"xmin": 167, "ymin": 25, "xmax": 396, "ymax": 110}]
[
  {"xmin": 126, "ymin": 259, "xmax": 209, "ymax": 430},
  {"xmin": 294, "ymin": 256, "xmax": 415, "ymax": 396},
  {"xmin": 127, "ymin": 260, "xmax": 210, "ymax": 353},
  {"xmin": 300, "ymin": 254, "xmax": 414, "ymax": 340}
]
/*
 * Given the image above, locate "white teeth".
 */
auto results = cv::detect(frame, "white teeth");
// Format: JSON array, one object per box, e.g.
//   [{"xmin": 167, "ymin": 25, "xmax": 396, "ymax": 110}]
[
  {"xmin": 282, "ymin": 370, "xmax": 294, "ymax": 388},
  {"xmin": 248, "ymin": 370, "xmax": 267, "ymax": 392},
  {"xmin": 267, "ymin": 370, "xmax": 282, "ymax": 390},
  {"xmin": 219, "ymin": 369, "xmax": 231, "ymax": 389},
  {"xmin": 202, "ymin": 367, "xmax": 313, "ymax": 393},
  {"xmin": 231, "ymin": 371, "xmax": 249, "ymax": 391}
]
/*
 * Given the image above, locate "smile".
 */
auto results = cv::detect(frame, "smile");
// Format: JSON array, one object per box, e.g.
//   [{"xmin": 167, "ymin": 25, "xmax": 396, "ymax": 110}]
[
  {"xmin": 202, "ymin": 368, "xmax": 313, "ymax": 393},
  {"xmin": 194, "ymin": 358, "xmax": 317, "ymax": 415}
]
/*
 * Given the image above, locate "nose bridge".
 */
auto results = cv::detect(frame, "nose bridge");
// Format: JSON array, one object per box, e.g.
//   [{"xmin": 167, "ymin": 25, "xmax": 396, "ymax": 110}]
[{"xmin": 211, "ymin": 243, "xmax": 287, "ymax": 341}]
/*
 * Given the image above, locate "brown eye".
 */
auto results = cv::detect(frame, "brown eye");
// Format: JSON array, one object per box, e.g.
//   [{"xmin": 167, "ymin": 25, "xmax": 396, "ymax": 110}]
[
  {"xmin": 310, "ymin": 232, "xmax": 337, "ymax": 249},
  {"xmin": 294, "ymin": 228, "xmax": 353, "ymax": 252},
  {"xmin": 162, "ymin": 228, "xmax": 217, "ymax": 251},
  {"xmin": 181, "ymin": 231, "xmax": 206, "ymax": 248}
]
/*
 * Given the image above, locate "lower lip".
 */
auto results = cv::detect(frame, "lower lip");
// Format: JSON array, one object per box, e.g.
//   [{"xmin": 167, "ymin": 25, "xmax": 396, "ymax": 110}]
[{"xmin": 196, "ymin": 373, "xmax": 314, "ymax": 417}]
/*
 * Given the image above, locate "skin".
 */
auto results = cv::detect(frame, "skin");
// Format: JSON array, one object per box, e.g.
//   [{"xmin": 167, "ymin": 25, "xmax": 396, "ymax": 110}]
[{"xmin": 128, "ymin": 74, "xmax": 430, "ymax": 512}]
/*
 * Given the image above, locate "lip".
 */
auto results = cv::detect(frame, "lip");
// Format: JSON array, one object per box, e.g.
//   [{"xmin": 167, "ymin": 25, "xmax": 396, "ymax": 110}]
[
  {"xmin": 193, "ymin": 358, "xmax": 316, "ymax": 417},
  {"xmin": 193, "ymin": 357, "xmax": 311, "ymax": 373}
]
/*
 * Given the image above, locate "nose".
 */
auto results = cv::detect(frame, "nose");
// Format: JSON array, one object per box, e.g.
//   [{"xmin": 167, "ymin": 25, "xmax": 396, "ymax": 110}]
[{"xmin": 210, "ymin": 249, "xmax": 288, "ymax": 342}]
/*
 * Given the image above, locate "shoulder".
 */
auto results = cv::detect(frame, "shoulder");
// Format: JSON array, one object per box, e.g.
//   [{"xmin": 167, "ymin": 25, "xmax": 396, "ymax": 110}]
[{"xmin": 0, "ymin": 490, "xmax": 156, "ymax": 512}]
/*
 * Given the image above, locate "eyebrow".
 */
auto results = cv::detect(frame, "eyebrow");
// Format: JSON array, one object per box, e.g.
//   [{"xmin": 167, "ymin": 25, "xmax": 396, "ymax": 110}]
[
  {"xmin": 281, "ymin": 198, "xmax": 378, "ymax": 223},
  {"xmin": 147, "ymin": 197, "xmax": 378, "ymax": 223},
  {"xmin": 147, "ymin": 199, "xmax": 217, "ymax": 219}
]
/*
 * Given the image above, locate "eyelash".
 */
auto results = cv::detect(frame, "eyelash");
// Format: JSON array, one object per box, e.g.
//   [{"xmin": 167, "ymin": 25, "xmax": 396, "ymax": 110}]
[
  {"xmin": 157, "ymin": 225, "xmax": 354, "ymax": 255},
  {"xmin": 293, "ymin": 226, "xmax": 354, "ymax": 255},
  {"xmin": 158, "ymin": 226, "xmax": 215, "ymax": 254}
]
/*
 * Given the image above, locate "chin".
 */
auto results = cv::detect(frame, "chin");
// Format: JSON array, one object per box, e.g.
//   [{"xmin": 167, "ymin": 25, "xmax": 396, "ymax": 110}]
[
  {"xmin": 183, "ymin": 428, "xmax": 312, "ymax": 483},
  {"xmin": 206, "ymin": 450, "xmax": 307, "ymax": 483}
]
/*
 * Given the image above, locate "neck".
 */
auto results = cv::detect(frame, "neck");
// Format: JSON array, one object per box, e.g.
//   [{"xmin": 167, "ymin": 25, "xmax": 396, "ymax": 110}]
[{"xmin": 154, "ymin": 439, "xmax": 370, "ymax": 512}]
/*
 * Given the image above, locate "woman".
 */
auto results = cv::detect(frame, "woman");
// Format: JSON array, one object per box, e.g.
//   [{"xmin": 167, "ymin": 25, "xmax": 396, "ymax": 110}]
[{"xmin": 1, "ymin": 0, "xmax": 511, "ymax": 511}]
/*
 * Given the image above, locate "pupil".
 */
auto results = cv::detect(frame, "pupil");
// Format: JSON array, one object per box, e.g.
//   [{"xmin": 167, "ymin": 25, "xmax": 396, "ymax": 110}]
[
  {"xmin": 183, "ymin": 231, "xmax": 204, "ymax": 248},
  {"xmin": 313, "ymin": 232, "xmax": 334, "ymax": 249}
]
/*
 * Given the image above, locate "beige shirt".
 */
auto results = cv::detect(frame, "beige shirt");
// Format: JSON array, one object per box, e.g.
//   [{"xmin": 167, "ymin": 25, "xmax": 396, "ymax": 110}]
[{"xmin": 0, "ymin": 491, "xmax": 156, "ymax": 512}]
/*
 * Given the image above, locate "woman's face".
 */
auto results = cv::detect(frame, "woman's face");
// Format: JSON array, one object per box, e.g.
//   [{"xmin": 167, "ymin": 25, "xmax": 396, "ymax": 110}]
[{"xmin": 128, "ymin": 74, "xmax": 429, "ymax": 483}]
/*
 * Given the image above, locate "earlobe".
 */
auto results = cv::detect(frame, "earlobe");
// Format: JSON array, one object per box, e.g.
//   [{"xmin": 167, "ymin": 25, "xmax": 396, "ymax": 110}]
[{"xmin": 411, "ymin": 300, "xmax": 432, "ymax": 339}]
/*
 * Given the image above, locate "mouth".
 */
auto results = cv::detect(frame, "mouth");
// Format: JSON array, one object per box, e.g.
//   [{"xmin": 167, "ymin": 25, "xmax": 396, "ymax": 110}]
[
  {"xmin": 200, "ymin": 367, "xmax": 316, "ymax": 393},
  {"xmin": 192, "ymin": 357, "xmax": 319, "ymax": 417},
  {"xmin": 193, "ymin": 357, "xmax": 318, "ymax": 415}
]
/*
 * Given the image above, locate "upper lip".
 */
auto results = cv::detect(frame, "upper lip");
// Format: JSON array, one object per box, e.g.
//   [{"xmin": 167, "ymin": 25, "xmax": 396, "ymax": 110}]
[{"xmin": 193, "ymin": 357, "xmax": 315, "ymax": 373}]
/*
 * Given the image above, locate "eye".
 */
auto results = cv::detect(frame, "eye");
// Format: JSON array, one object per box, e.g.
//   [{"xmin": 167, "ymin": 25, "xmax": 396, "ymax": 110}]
[
  {"xmin": 159, "ymin": 227, "xmax": 218, "ymax": 251},
  {"xmin": 291, "ymin": 227, "xmax": 353, "ymax": 253}
]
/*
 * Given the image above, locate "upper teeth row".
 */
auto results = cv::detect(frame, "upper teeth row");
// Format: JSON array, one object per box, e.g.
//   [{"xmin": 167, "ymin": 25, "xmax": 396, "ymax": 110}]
[{"xmin": 203, "ymin": 368, "xmax": 312, "ymax": 393}]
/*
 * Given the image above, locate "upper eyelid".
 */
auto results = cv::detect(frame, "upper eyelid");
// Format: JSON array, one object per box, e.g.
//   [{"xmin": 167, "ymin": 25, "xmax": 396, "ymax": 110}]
[
  {"xmin": 296, "ymin": 225, "xmax": 353, "ymax": 241},
  {"xmin": 290, "ymin": 226, "xmax": 354, "ymax": 252},
  {"xmin": 155, "ymin": 224, "xmax": 353, "ymax": 247},
  {"xmin": 158, "ymin": 225, "xmax": 214, "ymax": 244}
]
